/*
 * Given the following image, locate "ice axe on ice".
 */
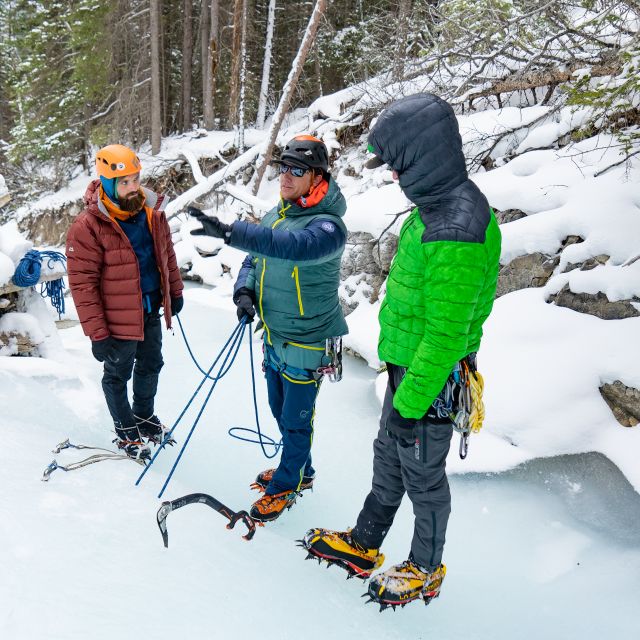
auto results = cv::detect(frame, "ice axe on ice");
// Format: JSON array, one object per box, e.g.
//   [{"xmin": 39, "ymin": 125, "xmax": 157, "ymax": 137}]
[{"xmin": 157, "ymin": 492, "xmax": 258, "ymax": 547}]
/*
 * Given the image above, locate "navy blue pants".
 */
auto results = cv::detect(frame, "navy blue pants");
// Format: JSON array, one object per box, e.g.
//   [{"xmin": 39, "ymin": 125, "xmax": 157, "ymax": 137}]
[
  {"xmin": 102, "ymin": 308, "xmax": 164, "ymax": 429},
  {"xmin": 264, "ymin": 366, "xmax": 322, "ymax": 495}
]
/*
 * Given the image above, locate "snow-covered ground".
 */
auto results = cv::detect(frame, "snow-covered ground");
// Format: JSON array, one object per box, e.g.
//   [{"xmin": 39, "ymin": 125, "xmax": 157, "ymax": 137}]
[
  {"xmin": 1, "ymin": 293, "xmax": 639, "ymax": 639},
  {"xmin": 2, "ymin": 90, "xmax": 640, "ymax": 638}
]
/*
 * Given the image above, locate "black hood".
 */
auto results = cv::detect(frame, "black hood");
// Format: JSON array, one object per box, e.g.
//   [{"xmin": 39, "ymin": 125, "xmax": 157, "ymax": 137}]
[{"xmin": 368, "ymin": 93, "xmax": 468, "ymax": 207}]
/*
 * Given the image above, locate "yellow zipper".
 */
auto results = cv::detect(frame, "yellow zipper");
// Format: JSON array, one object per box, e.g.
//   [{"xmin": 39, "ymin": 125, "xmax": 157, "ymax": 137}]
[
  {"xmin": 291, "ymin": 266, "xmax": 304, "ymax": 316},
  {"xmin": 260, "ymin": 200, "xmax": 293, "ymax": 344},
  {"xmin": 259, "ymin": 258, "xmax": 272, "ymax": 345}
]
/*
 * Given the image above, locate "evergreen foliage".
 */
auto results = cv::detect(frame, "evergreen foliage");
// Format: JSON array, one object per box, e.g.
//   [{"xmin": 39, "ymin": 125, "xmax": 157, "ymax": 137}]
[{"xmin": 0, "ymin": 0, "xmax": 637, "ymax": 189}]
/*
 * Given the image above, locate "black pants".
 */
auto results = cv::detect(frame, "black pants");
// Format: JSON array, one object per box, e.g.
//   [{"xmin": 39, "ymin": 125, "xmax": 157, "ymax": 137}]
[
  {"xmin": 102, "ymin": 309, "xmax": 164, "ymax": 429},
  {"xmin": 352, "ymin": 364, "xmax": 453, "ymax": 570}
]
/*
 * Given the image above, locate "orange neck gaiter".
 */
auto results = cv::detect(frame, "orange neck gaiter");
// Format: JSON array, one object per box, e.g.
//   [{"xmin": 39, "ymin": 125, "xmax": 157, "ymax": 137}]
[
  {"xmin": 296, "ymin": 178, "xmax": 329, "ymax": 209},
  {"xmin": 99, "ymin": 185, "xmax": 147, "ymax": 222}
]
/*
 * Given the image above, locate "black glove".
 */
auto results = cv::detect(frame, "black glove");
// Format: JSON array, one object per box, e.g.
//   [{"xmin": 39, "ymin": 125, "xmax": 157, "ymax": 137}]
[
  {"xmin": 385, "ymin": 406, "xmax": 417, "ymax": 447},
  {"xmin": 235, "ymin": 293, "xmax": 256, "ymax": 323},
  {"xmin": 171, "ymin": 296, "xmax": 184, "ymax": 316},
  {"xmin": 188, "ymin": 206, "xmax": 233, "ymax": 241},
  {"xmin": 91, "ymin": 336, "xmax": 115, "ymax": 363}
]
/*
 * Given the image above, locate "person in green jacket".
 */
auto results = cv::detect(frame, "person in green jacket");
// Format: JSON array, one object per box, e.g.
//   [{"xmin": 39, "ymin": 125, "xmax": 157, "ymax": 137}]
[
  {"xmin": 301, "ymin": 93, "xmax": 501, "ymax": 610},
  {"xmin": 189, "ymin": 135, "xmax": 348, "ymax": 523}
]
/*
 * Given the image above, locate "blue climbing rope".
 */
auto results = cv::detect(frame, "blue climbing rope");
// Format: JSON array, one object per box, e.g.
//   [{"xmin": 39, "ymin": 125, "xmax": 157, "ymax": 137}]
[
  {"xmin": 135, "ymin": 317, "xmax": 248, "ymax": 498},
  {"xmin": 13, "ymin": 249, "xmax": 67, "ymax": 317},
  {"xmin": 176, "ymin": 312, "xmax": 282, "ymax": 458},
  {"xmin": 227, "ymin": 329, "xmax": 282, "ymax": 459},
  {"xmin": 175, "ymin": 314, "xmax": 238, "ymax": 381}
]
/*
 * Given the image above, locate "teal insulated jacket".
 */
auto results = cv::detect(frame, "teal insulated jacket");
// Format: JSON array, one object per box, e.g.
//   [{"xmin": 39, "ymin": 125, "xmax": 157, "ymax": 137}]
[
  {"xmin": 369, "ymin": 93, "xmax": 502, "ymax": 419},
  {"xmin": 231, "ymin": 177, "xmax": 348, "ymax": 346}
]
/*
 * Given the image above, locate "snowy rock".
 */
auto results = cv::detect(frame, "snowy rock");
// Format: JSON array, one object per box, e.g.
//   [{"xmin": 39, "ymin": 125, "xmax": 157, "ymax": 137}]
[
  {"xmin": 0, "ymin": 311, "xmax": 45, "ymax": 356},
  {"xmin": 562, "ymin": 254, "xmax": 610, "ymax": 273},
  {"xmin": 497, "ymin": 252, "xmax": 559, "ymax": 297},
  {"xmin": 549, "ymin": 286, "xmax": 640, "ymax": 319},
  {"xmin": 599, "ymin": 381, "xmax": 640, "ymax": 428},
  {"xmin": 22, "ymin": 200, "xmax": 83, "ymax": 246},
  {"xmin": 340, "ymin": 231, "xmax": 396, "ymax": 312},
  {"xmin": 0, "ymin": 221, "xmax": 33, "ymax": 264},
  {"xmin": 0, "ymin": 251, "xmax": 14, "ymax": 288},
  {"xmin": 494, "ymin": 208, "xmax": 527, "ymax": 224}
]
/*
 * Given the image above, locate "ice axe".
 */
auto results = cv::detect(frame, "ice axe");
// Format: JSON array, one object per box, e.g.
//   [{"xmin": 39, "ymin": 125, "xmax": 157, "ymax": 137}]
[{"xmin": 157, "ymin": 492, "xmax": 258, "ymax": 547}]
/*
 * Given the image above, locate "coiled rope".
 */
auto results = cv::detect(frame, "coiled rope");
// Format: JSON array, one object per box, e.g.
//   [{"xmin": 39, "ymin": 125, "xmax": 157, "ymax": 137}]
[{"xmin": 12, "ymin": 249, "xmax": 67, "ymax": 317}]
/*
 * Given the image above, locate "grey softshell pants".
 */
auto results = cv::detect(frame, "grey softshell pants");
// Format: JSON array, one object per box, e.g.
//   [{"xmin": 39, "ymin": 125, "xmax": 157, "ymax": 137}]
[{"xmin": 353, "ymin": 364, "xmax": 453, "ymax": 570}]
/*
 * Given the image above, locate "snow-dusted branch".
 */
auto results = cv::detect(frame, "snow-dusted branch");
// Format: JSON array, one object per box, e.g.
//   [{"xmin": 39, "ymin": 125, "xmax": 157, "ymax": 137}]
[{"xmin": 166, "ymin": 142, "xmax": 264, "ymax": 220}]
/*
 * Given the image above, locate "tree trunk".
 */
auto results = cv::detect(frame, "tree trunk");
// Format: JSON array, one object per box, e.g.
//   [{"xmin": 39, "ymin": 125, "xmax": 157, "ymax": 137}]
[
  {"xmin": 200, "ymin": 0, "xmax": 210, "ymax": 125},
  {"xmin": 255, "ymin": 0, "xmax": 276, "ymax": 129},
  {"xmin": 228, "ymin": 0, "xmax": 243, "ymax": 129},
  {"xmin": 150, "ymin": 0, "xmax": 162, "ymax": 154},
  {"xmin": 181, "ymin": 0, "xmax": 193, "ymax": 132},
  {"xmin": 237, "ymin": 0, "xmax": 248, "ymax": 151},
  {"xmin": 203, "ymin": 0, "xmax": 219, "ymax": 129},
  {"xmin": 251, "ymin": 0, "xmax": 328, "ymax": 195},
  {"xmin": 393, "ymin": 0, "xmax": 410, "ymax": 83}
]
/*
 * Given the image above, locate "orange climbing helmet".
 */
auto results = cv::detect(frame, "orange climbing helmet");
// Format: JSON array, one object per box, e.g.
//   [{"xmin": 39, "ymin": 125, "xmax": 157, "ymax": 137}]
[{"xmin": 95, "ymin": 144, "xmax": 142, "ymax": 179}]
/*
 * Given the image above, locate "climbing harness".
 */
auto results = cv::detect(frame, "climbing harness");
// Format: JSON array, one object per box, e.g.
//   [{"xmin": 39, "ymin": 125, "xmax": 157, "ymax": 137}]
[
  {"xmin": 41, "ymin": 438, "xmax": 143, "ymax": 481},
  {"xmin": 157, "ymin": 493, "xmax": 258, "ymax": 548},
  {"xmin": 13, "ymin": 249, "xmax": 67, "ymax": 317}
]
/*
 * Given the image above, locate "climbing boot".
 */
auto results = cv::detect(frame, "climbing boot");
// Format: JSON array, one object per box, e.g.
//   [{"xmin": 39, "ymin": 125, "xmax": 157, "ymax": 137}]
[
  {"xmin": 113, "ymin": 423, "xmax": 151, "ymax": 461},
  {"xmin": 300, "ymin": 528, "xmax": 384, "ymax": 578},
  {"xmin": 366, "ymin": 559, "xmax": 446, "ymax": 610},
  {"xmin": 249, "ymin": 490, "xmax": 298, "ymax": 522},
  {"xmin": 134, "ymin": 414, "xmax": 175, "ymax": 445},
  {"xmin": 250, "ymin": 467, "xmax": 314, "ymax": 492}
]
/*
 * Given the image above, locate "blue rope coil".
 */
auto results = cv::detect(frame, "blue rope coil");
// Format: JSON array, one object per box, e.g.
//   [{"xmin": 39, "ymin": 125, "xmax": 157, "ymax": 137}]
[{"xmin": 13, "ymin": 249, "xmax": 67, "ymax": 317}]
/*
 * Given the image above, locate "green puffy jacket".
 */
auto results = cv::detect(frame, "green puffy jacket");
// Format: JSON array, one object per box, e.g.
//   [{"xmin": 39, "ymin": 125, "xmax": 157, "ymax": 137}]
[{"xmin": 379, "ymin": 208, "xmax": 501, "ymax": 418}]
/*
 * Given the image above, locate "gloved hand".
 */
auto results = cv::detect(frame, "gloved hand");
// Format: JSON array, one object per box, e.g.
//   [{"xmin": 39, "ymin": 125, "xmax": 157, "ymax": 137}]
[
  {"xmin": 384, "ymin": 406, "xmax": 417, "ymax": 447},
  {"xmin": 188, "ymin": 206, "xmax": 233, "ymax": 241},
  {"xmin": 235, "ymin": 293, "xmax": 256, "ymax": 323},
  {"xmin": 91, "ymin": 336, "xmax": 115, "ymax": 363},
  {"xmin": 170, "ymin": 296, "xmax": 184, "ymax": 316}
]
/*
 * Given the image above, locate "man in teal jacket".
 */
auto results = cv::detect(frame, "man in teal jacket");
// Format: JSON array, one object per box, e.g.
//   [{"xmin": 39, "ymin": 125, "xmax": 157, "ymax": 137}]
[
  {"xmin": 302, "ymin": 93, "xmax": 501, "ymax": 609},
  {"xmin": 189, "ymin": 135, "xmax": 348, "ymax": 522}
]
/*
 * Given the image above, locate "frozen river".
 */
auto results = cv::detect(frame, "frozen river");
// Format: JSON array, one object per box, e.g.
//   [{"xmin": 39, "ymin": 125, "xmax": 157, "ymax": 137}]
[{"xmin": 2, "ymin": 295, "xmax": 639, "ymax": 639}]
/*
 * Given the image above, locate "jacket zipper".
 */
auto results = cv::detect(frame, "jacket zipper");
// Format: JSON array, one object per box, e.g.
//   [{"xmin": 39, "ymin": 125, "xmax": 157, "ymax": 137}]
[
  {"xmin": 291, "ymin": 266, "xmax": 304, "ymax": 316},
  {"xmin": 259, "ymin": 258, "xmax": 272, "ymax": 345}
]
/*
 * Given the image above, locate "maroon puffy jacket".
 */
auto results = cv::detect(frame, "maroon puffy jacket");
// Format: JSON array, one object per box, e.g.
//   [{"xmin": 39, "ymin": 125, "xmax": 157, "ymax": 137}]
[{"xmin": 66, "ymin": 180, "xmax": 183, "ymax": 341}]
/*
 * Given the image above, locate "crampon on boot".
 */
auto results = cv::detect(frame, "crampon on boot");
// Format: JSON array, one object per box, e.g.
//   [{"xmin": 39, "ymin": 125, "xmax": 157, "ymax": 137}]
[
  {"xmin": 113, "ymin": 424, "xmax": 151, "ymax": 461},
  {"xmin": 134, "ymin": 414, "xmax": 175, "ymax": 446},
  {"xmin": 249, "ymin": 490, "xmax": 298, "ymax": 522},
  {"xmin": 299, "ymin": 528, "xmax": 384, "ymax": 579},
  {"xmin": 365, "ymin": 559, "xmax": 446, "ymax": 611},
  {"xmin": 250, "ymin": 468, "xmax": 314, "ymax": 492}
]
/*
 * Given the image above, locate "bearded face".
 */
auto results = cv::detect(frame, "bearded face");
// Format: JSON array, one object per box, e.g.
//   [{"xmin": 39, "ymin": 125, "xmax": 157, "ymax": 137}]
[{"xmin": 120, "ymin": 190, "xmax": 145, "ymax": 212}]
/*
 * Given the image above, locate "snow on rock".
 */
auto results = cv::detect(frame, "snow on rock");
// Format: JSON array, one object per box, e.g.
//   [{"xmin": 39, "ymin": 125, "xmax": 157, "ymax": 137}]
[
  {"xmin": 0, "ymin": 220, "xmax": 33, "ymax": 266},
  {"xmin": 0, "ymin": 251, "xmax": 14, "ymax": 288}
]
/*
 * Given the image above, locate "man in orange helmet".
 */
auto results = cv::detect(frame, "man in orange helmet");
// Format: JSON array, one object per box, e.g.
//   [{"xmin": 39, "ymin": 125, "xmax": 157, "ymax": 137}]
[{"xmin": 66, "ymin": 144, "xmax": 183, "ymax": 460}]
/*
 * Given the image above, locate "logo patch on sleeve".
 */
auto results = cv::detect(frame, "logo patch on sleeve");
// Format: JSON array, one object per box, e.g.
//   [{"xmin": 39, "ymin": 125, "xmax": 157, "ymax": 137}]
[{"xmin": 321, "ymin": 222, "xmax": 335, "ymax": 233}]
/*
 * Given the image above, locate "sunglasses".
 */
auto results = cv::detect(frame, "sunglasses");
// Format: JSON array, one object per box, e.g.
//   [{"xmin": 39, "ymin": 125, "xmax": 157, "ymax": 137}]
[{"xmin": 279, "ymin": 164, "xmax": 309, "ymax": 178}]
